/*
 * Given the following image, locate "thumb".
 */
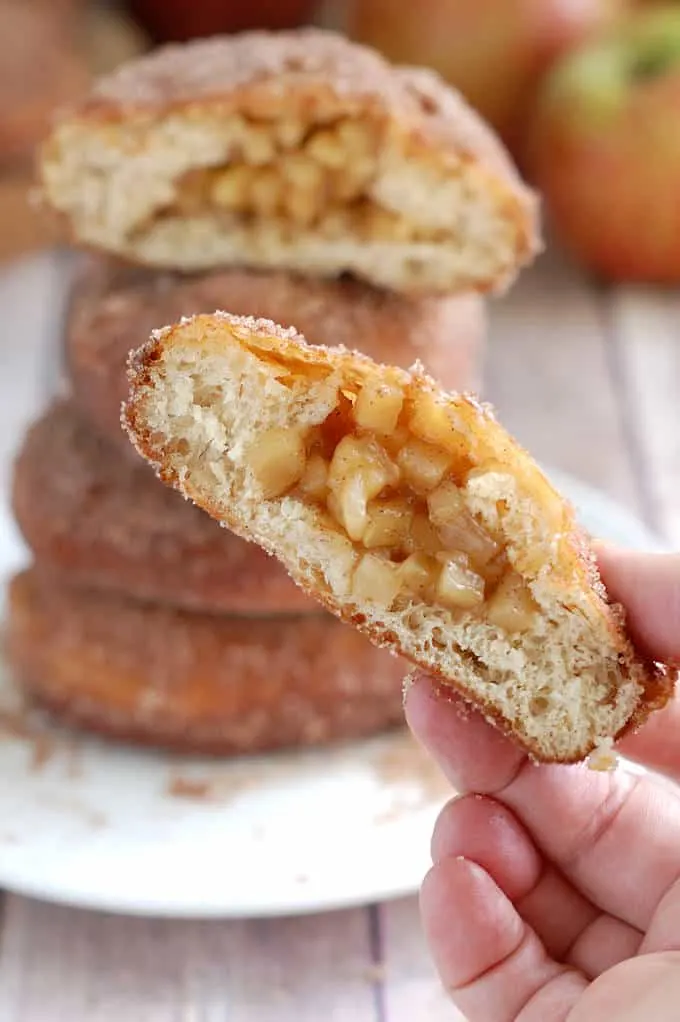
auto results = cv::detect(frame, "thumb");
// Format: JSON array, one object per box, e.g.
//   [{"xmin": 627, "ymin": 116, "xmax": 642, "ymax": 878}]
[
  {"xmin": 597, "ymin": 546, "xmax": 680, "ymax": 778},
  {"xmin": 597, "ymin": 547, "xmax": 680, "ymax": 667}
]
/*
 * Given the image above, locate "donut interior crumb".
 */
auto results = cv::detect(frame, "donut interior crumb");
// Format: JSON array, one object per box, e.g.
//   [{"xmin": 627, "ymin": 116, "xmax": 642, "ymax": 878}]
[{"xmin": 44, "ymin": 107, "xmax": 517, "ymax": 291}]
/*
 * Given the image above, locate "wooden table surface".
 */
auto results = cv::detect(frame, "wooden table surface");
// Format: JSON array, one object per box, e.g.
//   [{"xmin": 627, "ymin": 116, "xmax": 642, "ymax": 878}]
[{"xmin": 0, "ymin": 247, "xmax": 677, "ymax": 1020}]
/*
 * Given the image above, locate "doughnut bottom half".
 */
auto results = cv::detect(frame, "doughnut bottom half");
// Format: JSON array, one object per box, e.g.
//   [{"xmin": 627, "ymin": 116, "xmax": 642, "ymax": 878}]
[{"xmin": 6, "ymin": 569, "xmax": 407, "ymax": 756}]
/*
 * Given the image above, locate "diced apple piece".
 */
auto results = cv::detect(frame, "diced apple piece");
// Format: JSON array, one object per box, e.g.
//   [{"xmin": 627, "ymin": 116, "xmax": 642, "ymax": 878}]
[
  {"xmin": 436, "ymin": 556, "xmax": 485, "ymax": 610},
  {"xmin": 352, "ymin": 554, "xmax": 401, "ymax": 608}
]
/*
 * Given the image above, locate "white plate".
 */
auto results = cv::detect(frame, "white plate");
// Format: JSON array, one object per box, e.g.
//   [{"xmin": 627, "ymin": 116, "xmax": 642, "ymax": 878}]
[{"xmin": 0, "ymin": 470, "xmax": 664, "ymax": 918}]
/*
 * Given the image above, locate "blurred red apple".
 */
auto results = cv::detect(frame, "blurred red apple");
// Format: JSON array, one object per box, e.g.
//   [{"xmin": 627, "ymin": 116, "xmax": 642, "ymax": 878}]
[
  {"xmin": 127, "ymin": 0, "xmax": 316, "ymax": 43},
  {"xmin": 346, "ymin": 0, "xmax": 628, "ymax": 156},
  {"xmin": 527, "ymin": 6, "xmax": 680, "ymax": 282}
]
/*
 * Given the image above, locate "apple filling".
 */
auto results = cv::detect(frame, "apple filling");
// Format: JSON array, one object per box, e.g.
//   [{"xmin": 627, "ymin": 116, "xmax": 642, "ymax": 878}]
[
  {"xmin": 243, "ymin": 379, "xmax": 541, "ymax": 633},
  {"xmin": 162, "ymin": 115, "xmax": 442, "ymax": 243}
]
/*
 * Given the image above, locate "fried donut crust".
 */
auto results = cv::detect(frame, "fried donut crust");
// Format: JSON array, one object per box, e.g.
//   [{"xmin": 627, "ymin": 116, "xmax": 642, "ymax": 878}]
[{"xmin": 6, "ymin": 568, "xmax": 406, "ymax": 755}]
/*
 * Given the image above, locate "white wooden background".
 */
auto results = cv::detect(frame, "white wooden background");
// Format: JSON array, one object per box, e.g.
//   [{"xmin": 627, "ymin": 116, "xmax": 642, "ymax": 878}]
[{"xmin": 0, "ymin": 248, "xmax": 677, "ymax": 1020}]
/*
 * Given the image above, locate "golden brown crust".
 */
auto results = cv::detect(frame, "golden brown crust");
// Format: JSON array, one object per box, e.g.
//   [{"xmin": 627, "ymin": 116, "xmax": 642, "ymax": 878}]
[
  {"xmin": 66, "ymin": 258, "xmax": 486, "ymax": 452},
  {"xmin": 6, "ymin": 568, "xmax": 407, "ymax": 755},
  {"xmin": 124, "ymin": 312, "xmax": 672, "ymax": 762},
  {"xmin": 64, "ymin": 29, "xmax": 526, "ymax": 190},
  {"xmin": 12, "ymin": 401, "xmax": 313, "ymax": 615}
]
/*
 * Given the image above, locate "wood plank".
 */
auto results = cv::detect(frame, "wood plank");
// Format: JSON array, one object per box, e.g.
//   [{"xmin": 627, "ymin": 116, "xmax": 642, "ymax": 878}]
[
  {"xmin": 0, "ymin": 897, "xmax": 380, "ymax": 1022},
  {"xmin": 607, "ymin": 285, "xmax": 680, "ymax": 543},
  {"xmin": 485, "ymin": 251, "xmax": 640, "ymax": 512},
  {"xmin": 378, "ymin": 897, "xmax": 464, "ymax": 1022}
]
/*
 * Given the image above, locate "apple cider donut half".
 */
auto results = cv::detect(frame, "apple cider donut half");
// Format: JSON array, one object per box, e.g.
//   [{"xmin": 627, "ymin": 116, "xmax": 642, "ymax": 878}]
[
  {"xmin": 39, "ymin": 28, "xmax": 539, "ymax": 294},
  {"xmin": 124, "ymin": 313, "xmax": 672, "ymax": 763}
]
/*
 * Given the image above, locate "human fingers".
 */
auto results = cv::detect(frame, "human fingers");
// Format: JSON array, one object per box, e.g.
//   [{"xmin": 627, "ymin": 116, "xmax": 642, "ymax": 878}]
[
  {"xmin": 596, "ymin": 546, "xmax": 680, "ymax": 778},
  {"xmin": 617, "ymin": 692, "xmax": 680, "ymax": 783},
  {"xmin": 432, "ymin": 793, "xmax": 642, "ymax": 977},
  {"xmin": 420, "ymin": 856, "xmax": 587, "ymax": 1022},
  {"xmin": 568, "ymin": 954, "xmax": 680, "ymax": 1022},
  {"xmin": 596, "ymin": 547, "xmax": 680, "ymax": 667},
  {"xmin": 639, "ymin": 873, "xmax": 680, "ymax": 955},
  {"xmin": 406, "ymin": 675, "xmax": 680, "ymax": 932},
  {"xmin": 405, "ymin": 675, "xmax": 526, "ymax": 794}
]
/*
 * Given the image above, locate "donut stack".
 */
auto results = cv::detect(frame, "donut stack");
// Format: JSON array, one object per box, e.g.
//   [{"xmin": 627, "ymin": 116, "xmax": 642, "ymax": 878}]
[{"xmin": 6, "ymin": 29, "xmax": 499, "ymax": 757}]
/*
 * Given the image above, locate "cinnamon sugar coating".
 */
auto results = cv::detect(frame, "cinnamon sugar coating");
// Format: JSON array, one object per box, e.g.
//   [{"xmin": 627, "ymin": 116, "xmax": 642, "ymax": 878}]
[
  {"xmin": 79, "ymin": 29, "xmax": 524, "ymax": 180},
  {"xmin": 7, "ymin": 568, "xmax": 406, "ymax": 755}
]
